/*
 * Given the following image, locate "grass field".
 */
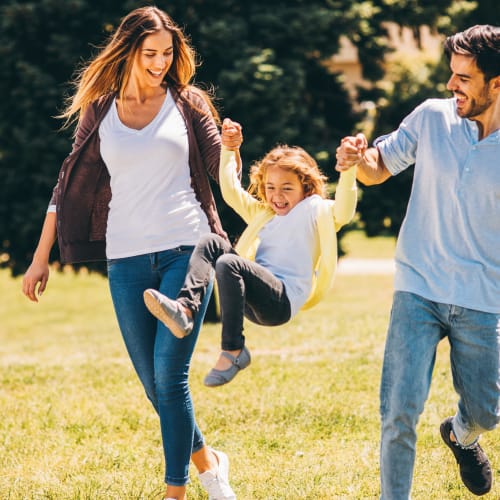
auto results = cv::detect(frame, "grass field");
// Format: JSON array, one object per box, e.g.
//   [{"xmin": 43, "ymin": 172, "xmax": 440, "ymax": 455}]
[{"xmin": 1, "ymin": 232, "xmax": 498, "ymax": 499}]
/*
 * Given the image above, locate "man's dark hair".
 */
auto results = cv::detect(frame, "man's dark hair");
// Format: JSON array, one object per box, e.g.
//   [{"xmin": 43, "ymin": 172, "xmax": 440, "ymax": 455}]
[{"xmin": 444, "ymin": 25, "xmax": 500, "ymax": 81}]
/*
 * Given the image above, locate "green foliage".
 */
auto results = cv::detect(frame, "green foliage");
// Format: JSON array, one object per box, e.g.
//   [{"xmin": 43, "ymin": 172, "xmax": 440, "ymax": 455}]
[
  {"xmin": 1, "ymin": 0, "xmax": 488, "ymax": 273},
  {"xmin": 463, "ymin": 0, "xmax": 500, "ymax": 26},
  {"xmin": 0, "ymin": 0, "xmax": 388, "ymax": 276},
  {"xmin": 150, "ymin": 0, "xmax": 366, "ymax": 240},
  {"xmin": 0, "ymin": 0, "xmax": 355, "ymax": 274},
  {"xmin": 0, "ymin": 0, "xmax": 129, "ymax": 275}
]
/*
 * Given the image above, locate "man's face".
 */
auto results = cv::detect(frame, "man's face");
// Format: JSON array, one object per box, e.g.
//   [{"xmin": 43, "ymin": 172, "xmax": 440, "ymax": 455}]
[{"xmin": 446, "ymin": 53, "xmax": 495, "ymax": 120}]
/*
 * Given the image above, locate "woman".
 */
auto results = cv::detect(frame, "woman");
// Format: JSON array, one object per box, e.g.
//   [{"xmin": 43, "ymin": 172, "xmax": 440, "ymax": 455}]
[{"xmin": 22, "ymin": 7, "xmax": 238, "ymax": 500}]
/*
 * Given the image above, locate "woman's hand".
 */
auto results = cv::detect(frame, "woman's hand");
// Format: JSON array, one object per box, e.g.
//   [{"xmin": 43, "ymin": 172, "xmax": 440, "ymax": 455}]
[
  {"xmin": 221, "ymin": 118, "xmax": 243, "ymax": 150},
  {"xmin": 22, "ymin": 260, "xmax": 50, "ymax": 302},
  {"xmin": 21, "ymin": 212, "xmax": 57, "ymax": 302}
]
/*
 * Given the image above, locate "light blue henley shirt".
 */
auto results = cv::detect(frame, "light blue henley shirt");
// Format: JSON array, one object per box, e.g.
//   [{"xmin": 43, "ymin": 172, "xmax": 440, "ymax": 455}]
[{"xmin": 375, "ymin": 98, "xmax": 500, "ymax": 313}]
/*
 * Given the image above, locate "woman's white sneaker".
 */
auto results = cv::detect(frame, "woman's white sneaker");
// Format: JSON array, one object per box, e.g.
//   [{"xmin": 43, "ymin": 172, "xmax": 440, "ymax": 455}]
[{"xmin": 198, "ymin": 448, "xmax": 236, "ymax": 500}]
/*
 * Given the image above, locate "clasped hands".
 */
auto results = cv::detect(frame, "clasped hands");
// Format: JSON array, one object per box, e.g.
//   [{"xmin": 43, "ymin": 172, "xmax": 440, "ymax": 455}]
[
  {"xmin": 221, "ymin": 120, "xmax": 367, "ymax": 173},
  {"xmin": 335, "ymin": 132, "xmax": 368, "ymax": 172}
]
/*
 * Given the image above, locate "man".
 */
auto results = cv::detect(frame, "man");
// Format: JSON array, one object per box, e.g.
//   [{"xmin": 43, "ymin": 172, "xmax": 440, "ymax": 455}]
[{"xmin": 336, "ymin": 25, "xmax": 500, "ymax": 499}]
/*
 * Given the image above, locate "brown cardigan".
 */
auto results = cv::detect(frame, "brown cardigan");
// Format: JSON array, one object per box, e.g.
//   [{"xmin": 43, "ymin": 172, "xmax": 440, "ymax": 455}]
[{"xmin": 51, "ymin": 87, "xmax": 226, "ymax": 264}]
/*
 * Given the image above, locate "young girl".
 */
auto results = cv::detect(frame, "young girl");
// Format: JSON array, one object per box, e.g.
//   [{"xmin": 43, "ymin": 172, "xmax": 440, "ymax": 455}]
[{"xmin": 144, "ymin": 118, "xmax": 357, "ymax": 387}]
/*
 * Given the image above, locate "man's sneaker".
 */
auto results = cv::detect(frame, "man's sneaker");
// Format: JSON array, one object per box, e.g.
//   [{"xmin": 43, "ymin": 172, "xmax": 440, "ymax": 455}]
[
  {"xmin": 440, "ymin": 417, "xmax": 492, "ymax": 496},
  {"xmin": 143, "ymin": 289, "xmax": 193, "ymax": 338},
  {"xmin": 198, "ymin": 448, "xmax": 236, "ymax": 500}
]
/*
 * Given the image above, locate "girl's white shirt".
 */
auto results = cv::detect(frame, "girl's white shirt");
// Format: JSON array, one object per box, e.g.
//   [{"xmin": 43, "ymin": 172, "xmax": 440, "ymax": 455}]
[
  {"xmin": 99, "ymin": 89, "xmax": 210, "ymax": 259},
  {"xmin": 256, "ymin": 195, "xmax": 320, "ymax": 317}
]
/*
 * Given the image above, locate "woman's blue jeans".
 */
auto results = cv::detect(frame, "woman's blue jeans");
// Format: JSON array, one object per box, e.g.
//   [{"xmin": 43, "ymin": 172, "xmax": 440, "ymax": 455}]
[
  {"xmin": 107, "ymin": 247, "xmax": 213, "ymax": 486},
  {"xmin": 380, "ymin": 291, "xmax": 500, "ymax": 499}
]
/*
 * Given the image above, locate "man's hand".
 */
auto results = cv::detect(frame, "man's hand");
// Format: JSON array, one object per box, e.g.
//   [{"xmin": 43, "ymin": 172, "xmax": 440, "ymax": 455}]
[{"xmin": 335, "ymin": 133, "xmax": 368, "ymax": 172}]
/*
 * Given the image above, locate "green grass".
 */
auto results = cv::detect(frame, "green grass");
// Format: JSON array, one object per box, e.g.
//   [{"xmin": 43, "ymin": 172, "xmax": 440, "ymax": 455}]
[
  {"xmin": 341, "ymin": 229, "xmax": 396, "ymax": 259},
  {"xmin": 1, "ymin": 242, "xmax": 498, "ymax": 499}
]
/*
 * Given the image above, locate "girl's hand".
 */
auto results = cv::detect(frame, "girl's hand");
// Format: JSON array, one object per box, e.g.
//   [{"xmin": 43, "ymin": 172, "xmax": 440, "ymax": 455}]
[{"xmin": 221, "ymin": 118, "xmax": 243, "ymax": 150}]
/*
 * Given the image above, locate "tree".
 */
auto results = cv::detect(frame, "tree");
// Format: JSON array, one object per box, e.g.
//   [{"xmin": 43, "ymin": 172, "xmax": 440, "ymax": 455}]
[
  {"xmin": 0, "ymin": 0, "xmax": 373, "ymax": 274},
  {"xmin": 0, "ymin": 0, "xmax": 130, "ymax": 274},
  {"xmin": 2, "ymin": 0, "xmax": 469, "ymax": 274}
]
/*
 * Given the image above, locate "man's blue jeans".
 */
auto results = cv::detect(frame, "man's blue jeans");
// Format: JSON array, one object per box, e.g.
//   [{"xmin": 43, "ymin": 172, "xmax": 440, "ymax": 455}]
[
  {"xmin": 380, "ymin": 291, "xmax": 500, "ymax": 499},
  {"xmin": 107, "ymin": 247, "xmax": 213, "ymax": 486}
]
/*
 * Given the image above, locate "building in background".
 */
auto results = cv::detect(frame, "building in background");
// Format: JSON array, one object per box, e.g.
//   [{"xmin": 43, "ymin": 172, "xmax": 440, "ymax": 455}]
[{"xmin": 330, "ymin": 23, "xmax": 442, "ymax": 136}]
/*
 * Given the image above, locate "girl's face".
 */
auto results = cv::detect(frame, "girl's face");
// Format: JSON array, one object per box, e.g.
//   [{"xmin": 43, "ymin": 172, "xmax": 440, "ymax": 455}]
[
  {"xmin": 131, "ymin": 29, "xmax": 174, "ymax": 88},
  {"xmin": 264, "ymin": 166, "xmax": 305, "ymax": 216}
]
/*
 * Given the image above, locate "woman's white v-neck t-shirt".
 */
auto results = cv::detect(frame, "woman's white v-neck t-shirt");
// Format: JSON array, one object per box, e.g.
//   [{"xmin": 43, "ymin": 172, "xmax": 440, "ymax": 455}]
[{"xmin": 99, "ymin": 90, "xmax": 210, "ymax": 259}]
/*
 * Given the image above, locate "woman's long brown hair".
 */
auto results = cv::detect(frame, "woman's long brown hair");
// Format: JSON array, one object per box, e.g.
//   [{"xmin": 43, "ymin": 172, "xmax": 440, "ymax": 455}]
[{"xmin": 59, "ymin": 6, "xmax": 219, "ymax": 129}]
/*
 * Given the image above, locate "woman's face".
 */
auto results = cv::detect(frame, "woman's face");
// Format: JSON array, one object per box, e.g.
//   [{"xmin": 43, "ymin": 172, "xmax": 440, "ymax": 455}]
[{"xmin": 131, "ymin": 29, "xmax": 174, "ymax": 88}]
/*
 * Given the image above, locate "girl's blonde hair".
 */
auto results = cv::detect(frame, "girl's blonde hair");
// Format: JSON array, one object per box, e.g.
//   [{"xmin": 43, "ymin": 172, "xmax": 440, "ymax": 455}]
[
  {"xmin": 249, "ymin": 145, "xmax": 328, "ymax": 202},
  {"xmin": 59, "ymin": 6, "xmax": 218, "ymax": 128}
]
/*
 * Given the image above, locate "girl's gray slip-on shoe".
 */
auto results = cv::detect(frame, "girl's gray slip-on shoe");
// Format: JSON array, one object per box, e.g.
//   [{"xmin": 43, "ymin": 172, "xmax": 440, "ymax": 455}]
[
  {"xmin": 204, "ymin": 346, "xmax": 251, "ymax": 387},
  {"xmin": 143, "ymin": 288, "xmax": 194, "ymax": 338}
]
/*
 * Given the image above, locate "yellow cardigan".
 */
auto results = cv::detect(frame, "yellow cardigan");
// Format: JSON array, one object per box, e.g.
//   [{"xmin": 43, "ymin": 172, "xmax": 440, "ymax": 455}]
[{"xmin": 219, "ymin": 147, "xmax": 357, "ymax": 310}]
